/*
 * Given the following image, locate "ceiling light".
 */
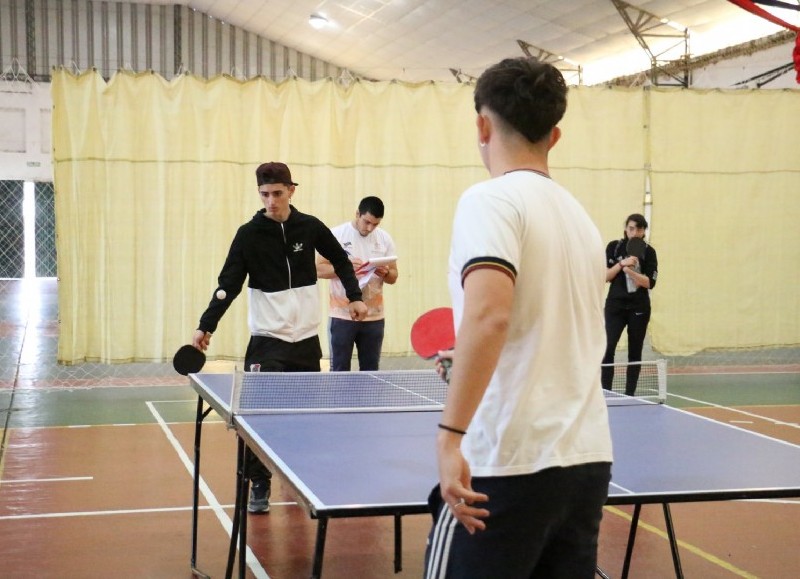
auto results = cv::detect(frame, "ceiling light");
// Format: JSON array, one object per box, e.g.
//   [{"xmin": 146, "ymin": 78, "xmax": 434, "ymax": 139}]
[{"xmin": 309, "ymin": 14, "xmax": 328, "ymax": 29}]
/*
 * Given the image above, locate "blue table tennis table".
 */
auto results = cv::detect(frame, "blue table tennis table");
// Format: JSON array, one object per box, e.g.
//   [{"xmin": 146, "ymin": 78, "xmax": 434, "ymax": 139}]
[{"xmin": 188, "ymin": 370, "xmax": 800, "ymax": 579}]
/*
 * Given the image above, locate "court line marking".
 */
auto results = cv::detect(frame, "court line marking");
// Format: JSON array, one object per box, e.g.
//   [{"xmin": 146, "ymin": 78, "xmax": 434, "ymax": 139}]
[
  {"xmin": 604, "ymin": 506, "xmax": 757, "ymax": 578},
  {"xmin": 1, "ymin": 476, "xmax": 93, "ymax": 483},
  {"xmin": 743, "ymin": 498, "xmax": 800, "ymax": 505},
  {"xmin": 669, "ymin": 369, "xmax": 800, "ymax": 376},
  {"xmin": 0, "ymin": 502, "xmax": 297, "ymax": 521},
  {"xmin": 668, "ymin": 393, "xmax": 800, "ymax": 430},
  {"xmin": 145, "ymin": 401, "xmax": 270, "ymax": 579}
]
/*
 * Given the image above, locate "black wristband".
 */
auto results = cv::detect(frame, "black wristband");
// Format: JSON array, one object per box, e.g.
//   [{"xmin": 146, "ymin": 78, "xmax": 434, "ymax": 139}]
[{"xmin": 438, "ymin": 423, "xmax": 467, "ymax": 436}]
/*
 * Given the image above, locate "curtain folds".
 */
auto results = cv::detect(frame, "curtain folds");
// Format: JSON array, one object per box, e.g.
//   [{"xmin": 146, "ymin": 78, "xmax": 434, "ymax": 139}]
[{"xmin": 51, "ymin": 70, "xmax": 800, "ymax": 363}]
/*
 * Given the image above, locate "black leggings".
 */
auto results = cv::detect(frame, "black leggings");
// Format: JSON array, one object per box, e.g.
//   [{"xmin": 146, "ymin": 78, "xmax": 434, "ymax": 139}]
[{"xmin": 601, "ymin": 301, "xmax": 651, "ymax": 395}]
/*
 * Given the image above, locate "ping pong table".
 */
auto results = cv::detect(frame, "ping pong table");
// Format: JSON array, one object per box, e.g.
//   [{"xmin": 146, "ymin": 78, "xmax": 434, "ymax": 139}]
[{"xmin": 188, "ymin": 369, "xmax": 800, "ymax": 579}]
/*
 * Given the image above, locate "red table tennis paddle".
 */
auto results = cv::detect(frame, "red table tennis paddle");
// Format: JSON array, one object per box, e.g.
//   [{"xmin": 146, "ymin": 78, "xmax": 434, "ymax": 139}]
[
  {"xmin": 172, "ymin": 344, "xmax": 206, "ymax": 376},
  {"xmin": 410, "ymin": 307, "xmax": 455, "ymax": 381}
]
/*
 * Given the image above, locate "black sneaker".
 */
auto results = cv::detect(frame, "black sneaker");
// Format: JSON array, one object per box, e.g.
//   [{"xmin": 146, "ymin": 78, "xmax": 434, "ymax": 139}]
[{"xmin": 248, "ymin": 480, "xmax": 270, "ymax": 514}]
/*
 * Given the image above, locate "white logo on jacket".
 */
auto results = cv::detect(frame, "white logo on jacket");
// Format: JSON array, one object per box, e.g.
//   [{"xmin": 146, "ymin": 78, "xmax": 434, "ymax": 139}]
[{"xmin": 292, "ymin": 242, "xmax": 304, "ymax": 253}]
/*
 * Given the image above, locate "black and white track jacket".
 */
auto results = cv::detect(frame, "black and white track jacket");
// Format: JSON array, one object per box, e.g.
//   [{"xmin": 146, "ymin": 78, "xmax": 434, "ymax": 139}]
[{"xmin": 198, "ymin": 207, "xmax": 362, "ymax": 342}]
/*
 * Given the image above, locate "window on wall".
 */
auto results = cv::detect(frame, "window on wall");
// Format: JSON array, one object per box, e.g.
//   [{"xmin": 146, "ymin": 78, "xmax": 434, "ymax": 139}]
[
  {"xmin": 34, "ymin": 182, "xmax": 57, "ymax": 277},
  {"xmin": 0, "ymin": 180, "xmax": 24, "ymax": 278},
  {"xmin": 0, "ymin": 180, "xmax": 56, "ymax": 279}
]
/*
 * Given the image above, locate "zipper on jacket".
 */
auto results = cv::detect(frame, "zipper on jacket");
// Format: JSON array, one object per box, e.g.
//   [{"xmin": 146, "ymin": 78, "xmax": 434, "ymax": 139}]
[{"xmin": 280, "ymin": 222, "xmax": 292, "ymax": 287}]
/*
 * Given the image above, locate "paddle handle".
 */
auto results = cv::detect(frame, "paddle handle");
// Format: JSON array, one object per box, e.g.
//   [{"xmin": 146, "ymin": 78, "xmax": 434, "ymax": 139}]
[{"xmin": 440, "ymin": 357, "xmax": 452, "ymax": 384}]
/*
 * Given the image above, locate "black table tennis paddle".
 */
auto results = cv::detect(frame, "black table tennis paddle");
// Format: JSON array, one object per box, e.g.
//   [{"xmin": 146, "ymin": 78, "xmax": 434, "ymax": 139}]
[
  {"xmin": 625, "ymin": 237, "xmax": 647, "ymax": 293},
  {"xmin": 626, "ymin": 237, "xmax": 646, "ymax": 262},
  {"xmin": 173, "ymin": 344, "xmax": 206, "ymax": 376}
]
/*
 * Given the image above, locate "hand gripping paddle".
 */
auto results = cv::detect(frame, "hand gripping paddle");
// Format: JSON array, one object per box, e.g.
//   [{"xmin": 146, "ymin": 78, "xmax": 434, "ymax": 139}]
[
  {"xmin": 172, "ymin": 344, "xmax": 206, "ymax": 376},
  {"xmin": 410, "ymin": 307, "xmax": 455, "ymax": 382},
  {"xmin": 625, "ymin": 237, "xmax": 647, "ymax": 293}
]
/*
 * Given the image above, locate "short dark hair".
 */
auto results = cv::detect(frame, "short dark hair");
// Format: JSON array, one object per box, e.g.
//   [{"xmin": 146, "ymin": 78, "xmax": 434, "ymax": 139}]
[
  {"xmin": 358, "ymin": 196, "xmax": 384, "ymax": 219},
  {"xmin": 626, "ymin": 213, "xmax": 648, "ymax": 229},
  {"xmin": 474, "ymin": 57, "xmax": 568, "ymax": 144}
]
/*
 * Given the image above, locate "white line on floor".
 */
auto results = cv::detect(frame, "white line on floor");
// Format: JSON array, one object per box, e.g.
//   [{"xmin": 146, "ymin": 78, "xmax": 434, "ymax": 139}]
[
  {"xmin": 145, "ymin": 400, "xmax": 270, "ymax": 579},
  {"xmin": 1, "ymin": 476, "xmax": 93, "ymax": 483},
  {"xmin": 0, "ymin": 502, "xmax": 297, "ymax": 520}
]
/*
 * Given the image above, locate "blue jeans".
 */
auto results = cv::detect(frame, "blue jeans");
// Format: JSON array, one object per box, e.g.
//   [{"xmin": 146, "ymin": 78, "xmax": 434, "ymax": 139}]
[{"xmin": 329, "ymin": 318, "xmax": 385, "ymax": 371}]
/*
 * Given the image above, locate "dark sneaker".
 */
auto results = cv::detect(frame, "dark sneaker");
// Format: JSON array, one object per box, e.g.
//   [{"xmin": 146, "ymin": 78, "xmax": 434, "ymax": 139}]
[{"xmin": 248, "ymin": 480, "xmax": 270, "ymax": 514}]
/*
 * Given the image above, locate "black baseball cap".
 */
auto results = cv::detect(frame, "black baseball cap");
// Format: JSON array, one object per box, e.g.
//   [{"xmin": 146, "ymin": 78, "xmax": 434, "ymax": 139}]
[{"xmin": 256, "ymin": 162, "xmax": 298, "ymax": 186}]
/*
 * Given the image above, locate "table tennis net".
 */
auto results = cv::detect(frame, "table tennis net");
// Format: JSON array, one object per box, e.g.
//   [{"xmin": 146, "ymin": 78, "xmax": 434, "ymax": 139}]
[
  {"xmin": 231, "ymin": 369, "xmax": 447, "ymax": 415},
  {"xmin": 601, "ymin": 359, "xmax": 667, "ymax": 403},
  {"xmin": 229, "ymin": 361, "xmax": 666, "ymax": 414}
]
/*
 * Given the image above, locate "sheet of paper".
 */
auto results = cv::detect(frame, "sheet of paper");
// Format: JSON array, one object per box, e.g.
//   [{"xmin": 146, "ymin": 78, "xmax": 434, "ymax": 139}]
[
  {"xmin": 354, "ymin": 256, "xmax": 397, "ymax": 287},
  {"xmin": 362, "ymin": 255, "xmax": 397, "ymax": 268}
]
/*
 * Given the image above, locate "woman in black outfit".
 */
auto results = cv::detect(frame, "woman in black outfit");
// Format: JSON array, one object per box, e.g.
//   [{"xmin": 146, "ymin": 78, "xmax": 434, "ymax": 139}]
[{"xmin": 601, "ymin": 213, "xmax": 658, "ymax": 395}]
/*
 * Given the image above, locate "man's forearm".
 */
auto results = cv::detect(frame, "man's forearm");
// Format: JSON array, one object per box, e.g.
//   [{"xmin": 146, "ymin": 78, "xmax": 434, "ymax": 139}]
[
  {"xmin": 440, "ymin": 269, "xmax": 514, "ymax": 432},
  {"xmin": 316, "ymin": 260, "xmax": 336, "ymax": 279}
]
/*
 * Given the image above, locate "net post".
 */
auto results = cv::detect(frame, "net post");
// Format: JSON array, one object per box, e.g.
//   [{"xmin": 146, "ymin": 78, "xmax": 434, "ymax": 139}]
[
  {"xmin": 656, "ymin": 359, "xmax": 668, "ymax": 403},
  {"xmin": 229, "ymin": 366, "xmax": 243, "ymax": 426}
]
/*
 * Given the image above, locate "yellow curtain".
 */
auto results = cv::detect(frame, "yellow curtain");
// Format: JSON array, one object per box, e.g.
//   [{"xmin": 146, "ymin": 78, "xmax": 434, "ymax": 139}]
[
  {"xmin": 648, "ymin": 88, "xmax": 800, "ymax": 355},
  {"xmin": 52, "ymin": 71, "xmax": 483, "ymax": 363},
  {"xmin": 52, "ymin": 71, "xmax": 800, "ymax": 364},
  {"xmin": 554, "ymin": 86, "xmax": 648, "ymax": 239}
]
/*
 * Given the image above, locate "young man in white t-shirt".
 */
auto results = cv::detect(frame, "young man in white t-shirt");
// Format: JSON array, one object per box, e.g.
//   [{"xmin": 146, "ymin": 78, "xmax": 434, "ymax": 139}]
[
  {"xmin": 317, "ymin": 196, "xmax": 398, "ymax": 371},
  {"xmin": 424, "ymin": 58, "xmax": 613, "ymax": 578}
]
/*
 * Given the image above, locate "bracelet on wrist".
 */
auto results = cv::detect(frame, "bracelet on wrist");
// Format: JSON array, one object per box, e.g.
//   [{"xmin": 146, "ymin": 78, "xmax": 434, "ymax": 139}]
[{"xmin": 438, "ymin": 423, "xmax": 467, "ymax": 436}]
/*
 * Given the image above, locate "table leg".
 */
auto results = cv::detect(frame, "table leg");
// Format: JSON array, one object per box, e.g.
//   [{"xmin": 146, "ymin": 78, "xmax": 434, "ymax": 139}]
[
  {"xmin": 394, "ymin": 514, "xmax": 403, "ymax": 572},
  {"xmin": 191, "ymin": 395, "xmax": 212, "ymax": 578},
  {"xmin": 226, "ymin": 437, "xmax": 247, "ymax": 579},
  {"xmin": 620, "ymin": 503, "xmax": 641, "ymax": 579},
  {"xmin": 239, "ymin": 446, "xmax": 250, "ymax": 579},
  {"xmin": 663, "ymin": 503, "xmax": 684, "ymax": 579},
  {"xmin": 311, "ymin": 517, "xmax": 329, "ymax": 578}
]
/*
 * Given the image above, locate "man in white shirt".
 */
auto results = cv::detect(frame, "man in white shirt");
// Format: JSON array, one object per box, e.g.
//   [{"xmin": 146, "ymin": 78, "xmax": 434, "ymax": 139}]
[
  {"xmin": 424, "ymin": 58, "xmax": 613, "ymax": 579},
  {"xmin": 317, "ymin": 196, "xmax": 398, "ymax": 371}
]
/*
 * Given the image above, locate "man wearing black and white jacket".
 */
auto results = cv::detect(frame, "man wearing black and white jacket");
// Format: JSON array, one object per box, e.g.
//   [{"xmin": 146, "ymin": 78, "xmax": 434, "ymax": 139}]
[{"xmin": 192, "ymin": 161, "xmax": 367, "ymax": 513}]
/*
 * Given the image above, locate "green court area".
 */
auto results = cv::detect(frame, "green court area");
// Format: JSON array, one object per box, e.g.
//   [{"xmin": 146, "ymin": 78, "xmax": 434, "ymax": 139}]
[
  {"xmin": 2, "ymin": 371, "xmax": 798, "ymax": 428},
  {"xmin": 666, "ymin": 371, "xmax": 800, "ymax": 408}
]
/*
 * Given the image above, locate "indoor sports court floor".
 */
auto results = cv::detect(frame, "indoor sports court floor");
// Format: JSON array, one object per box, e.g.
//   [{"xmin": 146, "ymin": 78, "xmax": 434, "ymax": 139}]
[{"xmin": 1, "ymin": 278, "xmax": 799, "ymax": 578}]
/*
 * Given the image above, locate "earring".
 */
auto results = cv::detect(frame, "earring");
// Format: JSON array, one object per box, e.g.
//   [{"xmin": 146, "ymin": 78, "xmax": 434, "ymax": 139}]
[{"xmin": 479, "ymin": 141, "xmax": 486, "ymax": 148}]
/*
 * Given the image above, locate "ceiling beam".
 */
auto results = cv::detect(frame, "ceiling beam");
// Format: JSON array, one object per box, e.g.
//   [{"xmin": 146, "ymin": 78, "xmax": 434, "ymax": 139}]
[
  {"xmin": 516, "ymin": 40, "xmax": 583, "ymax": 84},
  {"xmin": 606, "ymin": 29, "xmax": 795, "ymax": 87},
  {"xmin": 449, "ymin": 68, "xmax": 478, "ymax": 84},
  {"xmin": 609, "ymin": 0, "xmax": 690, "ymax": 87},
  {"xmin": 732, "ymin": 62, "xmax": 795, "ymax": 87}
]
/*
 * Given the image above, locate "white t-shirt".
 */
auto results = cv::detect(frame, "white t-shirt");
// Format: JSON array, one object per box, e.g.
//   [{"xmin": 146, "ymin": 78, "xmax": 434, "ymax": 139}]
[
  {"xmin": 328, "ymin": 222, "xmax": 396, "ymax": 321},
  {"xmin": 449, "ymin": 170, "xmax": 613, "ymax": 477}
]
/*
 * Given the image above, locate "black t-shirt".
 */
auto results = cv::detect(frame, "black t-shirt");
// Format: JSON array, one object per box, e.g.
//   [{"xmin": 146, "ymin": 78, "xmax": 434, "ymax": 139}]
[{"xmin": 605, "ymin": 238, "xmax": 658, "ymax": 307}]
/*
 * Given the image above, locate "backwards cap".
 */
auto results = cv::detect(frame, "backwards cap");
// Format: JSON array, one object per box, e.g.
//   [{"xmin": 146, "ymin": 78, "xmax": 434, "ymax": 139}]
[{"xmin": 256, "ymin": 162, "xmax": 298, "ymax": 186}]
